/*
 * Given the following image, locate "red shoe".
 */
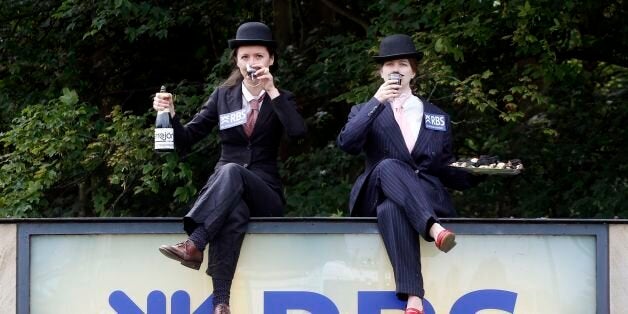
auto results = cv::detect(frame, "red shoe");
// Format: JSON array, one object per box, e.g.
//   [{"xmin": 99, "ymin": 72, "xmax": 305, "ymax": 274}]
[
  {"xmin": 158, "ymin": 239, "xmax": 203, "ymax": 270},
  {"xmin": 435, "ymin": 229, "xmax": 456, "ymax": 253},
  {"xmin": 405, "ymin": 308, "xmax": 424, "ymax": 314}
]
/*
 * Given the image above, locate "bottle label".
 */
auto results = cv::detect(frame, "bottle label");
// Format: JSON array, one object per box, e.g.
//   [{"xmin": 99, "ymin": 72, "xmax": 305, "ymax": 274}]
[{"xmin": 154, "ymin": 128, "xmax": 174, "ymax": 150}]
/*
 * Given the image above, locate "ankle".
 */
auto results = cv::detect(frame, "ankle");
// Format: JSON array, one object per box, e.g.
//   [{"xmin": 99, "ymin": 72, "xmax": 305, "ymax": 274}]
[
  {"xmin": 212, "ymin": 278, "xmax": 232, "ymax": 306},
  {"xmin": 429, "ymin": 223, "xmax": 445, "ymax": 239},
  {"xmin": 406, "ymin": 295, "xmax": 423, "ymax": 310},
  {"xmin": 189, "ymin": 226, "xmax": 209, "ymax": 251}
]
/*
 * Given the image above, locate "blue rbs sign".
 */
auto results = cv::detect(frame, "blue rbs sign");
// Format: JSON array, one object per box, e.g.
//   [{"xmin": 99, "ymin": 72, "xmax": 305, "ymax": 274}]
[{"xmin": 110, "ymin": 289, "xmax": 517, "ymax": 314}]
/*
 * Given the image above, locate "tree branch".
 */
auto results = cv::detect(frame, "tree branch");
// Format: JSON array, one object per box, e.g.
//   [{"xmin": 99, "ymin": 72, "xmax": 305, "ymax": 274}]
[
  {"xmin": 110, "ymin": 177, "xmax": 136, "ymax": 214},
  {"xmin": 319, "ymin": 0, "xmax": 369, "ymax": 33}
]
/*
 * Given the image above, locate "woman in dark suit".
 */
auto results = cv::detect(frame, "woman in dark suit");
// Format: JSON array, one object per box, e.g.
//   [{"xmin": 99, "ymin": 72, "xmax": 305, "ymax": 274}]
[
  {"xmin": 154, "ymin": 21, "xmax": 306, "ymax": 314},
  {"xmin": 337, "ymin": 34, "xmax": 481, "ymax": 314}
]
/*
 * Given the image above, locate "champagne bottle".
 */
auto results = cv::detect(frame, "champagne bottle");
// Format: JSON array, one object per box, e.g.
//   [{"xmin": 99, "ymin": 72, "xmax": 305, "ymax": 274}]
[{"xmin": 154, "ymin": 85, "xmax": 174, "ymax": 152}]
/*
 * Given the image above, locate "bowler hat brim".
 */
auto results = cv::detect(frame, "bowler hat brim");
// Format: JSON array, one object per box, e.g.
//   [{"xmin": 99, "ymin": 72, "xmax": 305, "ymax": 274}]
[
  {"xmin": 228, "ymin": 39, "xmax": 277, "ymax": 49},
  {"xmin": 373, "ymin": 52, "xmax": 422, "ymax": 63}
]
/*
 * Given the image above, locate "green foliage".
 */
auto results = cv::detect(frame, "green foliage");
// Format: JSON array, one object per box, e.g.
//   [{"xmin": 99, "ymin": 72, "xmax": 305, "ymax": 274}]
[
  {"xmin": 1, "ymin": 0, "xmax": 627, "ymax": 218},
  {"xmin": 0, "ymin": 87, "xmax": 207, "ymax": 217},
  {"xmin": 281, "ymin": 143, "xmax": 361, "ymax": 217},
  {"xmin": 0, "ymin": 89, "xmax": 97, "ymax": 216}
]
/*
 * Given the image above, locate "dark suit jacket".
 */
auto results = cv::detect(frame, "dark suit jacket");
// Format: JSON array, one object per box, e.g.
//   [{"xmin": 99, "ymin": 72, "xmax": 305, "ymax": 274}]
[
  {"xmin": 173, "ymin": 81, "xmax": 306, "ymax": 199},
  {"xmin": 337, "ymin": 97, "xmax": 475, "ymax": 217}
]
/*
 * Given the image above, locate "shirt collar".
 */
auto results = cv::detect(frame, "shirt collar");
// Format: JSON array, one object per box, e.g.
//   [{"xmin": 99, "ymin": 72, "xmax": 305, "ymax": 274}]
[{"xmin": 241, "ymin": 83, "xmax": 266, "ymax": 102}]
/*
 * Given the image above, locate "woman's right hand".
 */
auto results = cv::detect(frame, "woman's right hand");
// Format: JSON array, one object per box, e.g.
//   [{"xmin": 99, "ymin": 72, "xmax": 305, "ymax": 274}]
[
  {"xmin": 374, "ymin": 79, "xmax": 401, "ymax": 104},
  {"xmin": 153, "ymin": 92, "xmax": 175, "ymax": 117}
]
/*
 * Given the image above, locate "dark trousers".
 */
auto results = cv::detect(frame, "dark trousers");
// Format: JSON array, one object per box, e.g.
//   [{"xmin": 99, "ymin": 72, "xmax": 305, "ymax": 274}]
[
  {"xmin": 360, "ymin": 159, "xmax": 440, "ymax": 299},
  {"xmin": 184, "ymin": 163, "xmax": 283, "ymax": 280}
]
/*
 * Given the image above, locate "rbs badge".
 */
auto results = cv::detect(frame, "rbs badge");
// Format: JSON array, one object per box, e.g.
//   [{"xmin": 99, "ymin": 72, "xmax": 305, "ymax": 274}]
[
  {"xmin": 424, "ymin": 113, "xmax": 446, "ymax": 131},
  {"xmin": 220, "ymin": 109, "xmax": 248, "ymax": 130}
]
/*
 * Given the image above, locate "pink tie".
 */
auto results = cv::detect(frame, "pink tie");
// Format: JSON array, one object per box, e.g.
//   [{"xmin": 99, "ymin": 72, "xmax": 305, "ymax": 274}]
[
  {"xmin": 244, "ymin": 96, "xmax": 262, "ymax": 137},
  {"xmin": 392, "ymin": 96, "xmax": 415, "ymax": 153}
]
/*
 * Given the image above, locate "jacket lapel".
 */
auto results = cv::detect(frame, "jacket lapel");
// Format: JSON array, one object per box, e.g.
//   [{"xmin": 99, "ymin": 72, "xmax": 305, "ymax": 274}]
[
  {"xmin": 381, "ymin": 103, "xmax": 413, "ymax": 161},
  {"xmin": 411, "ymin": 99, "xmax": 436, "ymax": 157},
  {"xmin": 225, "ymin": 84, "xmax": 247, "ymax": 138},
  {"xmin": 411, "ymin": 116, "xmax": 429, "ymax": 156}
]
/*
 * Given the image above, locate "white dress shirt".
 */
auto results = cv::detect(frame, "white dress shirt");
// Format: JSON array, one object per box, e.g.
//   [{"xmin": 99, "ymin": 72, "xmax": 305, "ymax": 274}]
[
  {"xmin": 241, "ymin": 83, "xmax": 266, "ymax": 112},
  {"xmin": 392, "ymin": 94, "xmax": 424, "ymax": 144}
]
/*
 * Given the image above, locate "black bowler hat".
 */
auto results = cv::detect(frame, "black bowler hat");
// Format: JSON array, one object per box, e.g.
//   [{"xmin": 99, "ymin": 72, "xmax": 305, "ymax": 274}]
[
  {"xmin": 228, "ymin": 22, "xmax": 277, "ymax": 49},
  {"xmin": 373, "ymin": 34, "xmax": 422, "ymax": 63}
]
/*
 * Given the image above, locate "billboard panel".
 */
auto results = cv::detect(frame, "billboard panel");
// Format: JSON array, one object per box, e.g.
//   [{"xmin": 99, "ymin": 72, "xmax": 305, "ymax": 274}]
[{"xmin": 29, "ymin": 232, "xmax": 596, "ymax": 313}]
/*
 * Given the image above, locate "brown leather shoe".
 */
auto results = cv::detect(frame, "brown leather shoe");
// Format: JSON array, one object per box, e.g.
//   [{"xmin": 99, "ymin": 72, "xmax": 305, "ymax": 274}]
[
  {"xmin": 214, "ymin": 303, "xmax": 231, "ymax": 314},
  {"xmin": 158, "ymin": 239, "xmax": 203, "ymax": 270}
]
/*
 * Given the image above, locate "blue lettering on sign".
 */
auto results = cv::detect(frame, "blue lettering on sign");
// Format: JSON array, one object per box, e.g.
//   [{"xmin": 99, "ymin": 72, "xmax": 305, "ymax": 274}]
[
  {"xmin": 358, "ymin": 291, "xmax": 436, "ymax": 314},
  {"xmin": 265, "ymin": 291, "xmax": 339, "ymax": 314},
  {"xmin": 450, "ymin": 289, "xmax": 518, "ymax": 314},
  {"xmin": 424, "ymin": 113, "xmax": 447, "ymax": 131},
  {"xmin": 109, "ymin": 289, "xmax": 517, "ymax": 313},
  {"xmin": 109, "ymin": 290, "xmax": 213, "ymax": 314}
]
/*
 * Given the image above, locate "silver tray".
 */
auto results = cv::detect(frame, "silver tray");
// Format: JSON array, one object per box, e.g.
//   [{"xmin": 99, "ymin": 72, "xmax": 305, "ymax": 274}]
[{"xmin": 449, "ymin": 166, "xmax": 521, "ymax": 176}]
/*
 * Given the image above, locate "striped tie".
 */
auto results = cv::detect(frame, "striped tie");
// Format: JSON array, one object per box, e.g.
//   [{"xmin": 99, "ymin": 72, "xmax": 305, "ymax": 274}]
[{"xmin": 244, "ymin": 96, "xmax": 262, "ymax": 137}]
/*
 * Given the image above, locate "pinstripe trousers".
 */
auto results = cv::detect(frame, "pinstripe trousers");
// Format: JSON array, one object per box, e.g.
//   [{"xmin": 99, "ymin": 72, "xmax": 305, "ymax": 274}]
[
  {"xmin": 360, "ymin": 158, "xmax": 440, "ymax": 299},
  {"xmin": 183, "ymin": 163, "xmax": 284, "ymax": 280}
]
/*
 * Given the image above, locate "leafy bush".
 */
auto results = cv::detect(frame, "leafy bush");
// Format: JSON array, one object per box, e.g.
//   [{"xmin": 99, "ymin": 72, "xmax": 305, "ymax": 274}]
[{"xmin": 1, "ymin": 0, "xmax": 627, "ymax": 218}]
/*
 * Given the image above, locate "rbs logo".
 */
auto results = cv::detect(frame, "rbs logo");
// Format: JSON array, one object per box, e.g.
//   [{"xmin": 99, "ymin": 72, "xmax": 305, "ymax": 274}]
[
  {"xmin": 424, "ymin": 114, "xmax": 447, "ymax": 131},
  {"xmin": 109, "ymin": 289, "xmax": 517, "ymax": 314}
]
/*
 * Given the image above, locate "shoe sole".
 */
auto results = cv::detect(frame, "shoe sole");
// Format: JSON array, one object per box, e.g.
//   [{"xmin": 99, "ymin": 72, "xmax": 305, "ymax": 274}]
[
  {"xmin": 437, "ymin": 233, "xmax": 457, "ymax": 253},
  {"xmin": 158, "ymin": 246, "xmax": 201, "ymax": 270}
]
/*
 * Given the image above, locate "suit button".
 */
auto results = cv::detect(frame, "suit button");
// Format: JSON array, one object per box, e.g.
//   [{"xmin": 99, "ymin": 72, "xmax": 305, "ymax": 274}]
[
  {"xmin": 247, "ymin": 145, "xmax": 251, "ymax": 150},
  {"xmin": 414, "ymin": 170, "xmax": 419, "ymax": 174},
  {"xmin": 243, "ymin": 163, "xmax": 248, "ymax": 168}
]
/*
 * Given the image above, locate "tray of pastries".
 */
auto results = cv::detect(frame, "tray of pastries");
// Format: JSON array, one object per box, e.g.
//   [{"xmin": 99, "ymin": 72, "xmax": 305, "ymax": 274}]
[{"xmin": 449, "ymin": 156, "xmax": 523, "ymax": 175}]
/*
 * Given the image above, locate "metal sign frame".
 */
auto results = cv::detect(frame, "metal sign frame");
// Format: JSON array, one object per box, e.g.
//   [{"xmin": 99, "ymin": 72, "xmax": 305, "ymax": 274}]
[{"xmin": 14, "ymin": 218, "xmax": 609, "ymax": 313}]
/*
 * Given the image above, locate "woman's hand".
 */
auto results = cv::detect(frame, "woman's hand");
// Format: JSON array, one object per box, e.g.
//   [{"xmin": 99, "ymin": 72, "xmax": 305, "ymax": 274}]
[
  {"xmin": 153, "ymin": 92, "xmax": 175, "ymax": 118},
  {"xmin": 254, "ymin": 66, "xmax": 280, "ymax": 99},
  {"xmin": 374, "ymin": 79, "xmax": 401, "ymax": 104}
]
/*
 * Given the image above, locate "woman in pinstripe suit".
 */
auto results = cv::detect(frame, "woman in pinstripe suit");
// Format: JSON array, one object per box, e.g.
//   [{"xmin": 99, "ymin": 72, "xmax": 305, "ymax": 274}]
[{"xmin": 337, "ymin": 34, "xmax": 482, "ymax": 314}]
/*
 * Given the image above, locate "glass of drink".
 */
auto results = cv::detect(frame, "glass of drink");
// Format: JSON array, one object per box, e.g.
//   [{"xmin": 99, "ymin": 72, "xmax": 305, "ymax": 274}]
[
  {"xmin": 246, "ymin": 64, "xmax": 259, "ymax": 82},
  {"xmin": 388, "ymin": 72, "xmax": 403, "ymax": 86}
]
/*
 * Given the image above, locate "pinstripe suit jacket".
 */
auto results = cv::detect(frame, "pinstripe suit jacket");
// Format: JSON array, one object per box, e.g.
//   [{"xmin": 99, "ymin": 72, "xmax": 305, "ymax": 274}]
[
  {"xmin": 337, "ymin": 96, "xmax": 475, "ymax": 217},
  {"xmin": 172, "ymin": 81, "xmax": 306, "ymax": 201}
]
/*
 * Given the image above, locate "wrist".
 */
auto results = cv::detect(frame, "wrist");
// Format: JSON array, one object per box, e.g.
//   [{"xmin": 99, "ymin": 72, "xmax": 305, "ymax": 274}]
[{"xmin": 267, "ymin": 87, "xmax": 280, "ymax": 99}]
